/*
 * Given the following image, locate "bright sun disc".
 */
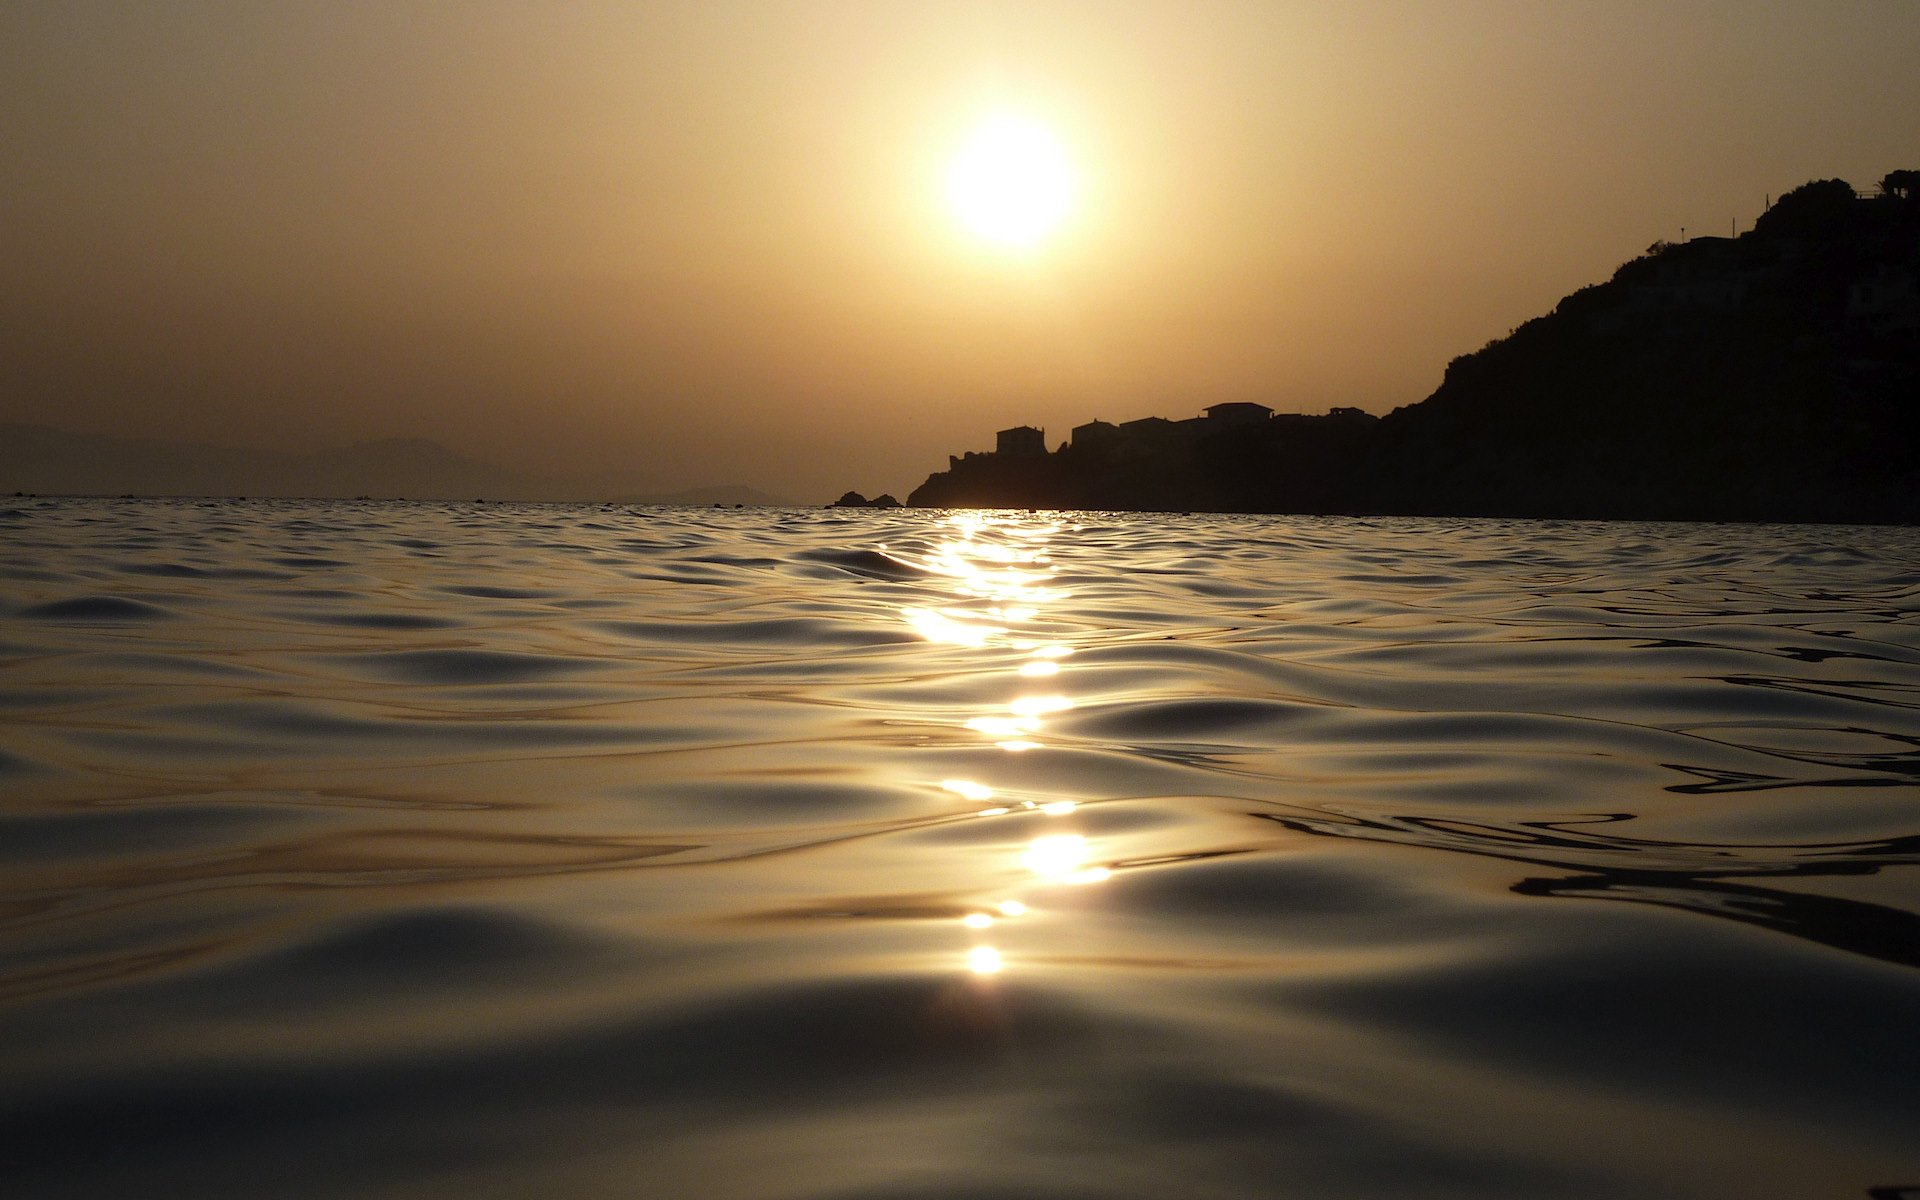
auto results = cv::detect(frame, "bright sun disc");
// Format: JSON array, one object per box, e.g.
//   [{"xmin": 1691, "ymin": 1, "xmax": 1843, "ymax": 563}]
[{"xmin": 947, "ymin": 114, "xmax": 1074, "ymax": 248}]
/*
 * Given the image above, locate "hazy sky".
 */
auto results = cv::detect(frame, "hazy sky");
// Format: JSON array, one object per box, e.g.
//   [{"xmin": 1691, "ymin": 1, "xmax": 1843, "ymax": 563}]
[{"xmin": 5, "ymin": 1, "xmax": 1917, "ymax": 500}]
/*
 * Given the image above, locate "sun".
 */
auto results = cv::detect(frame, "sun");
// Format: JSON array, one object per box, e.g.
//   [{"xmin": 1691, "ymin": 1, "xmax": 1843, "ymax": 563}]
[{"xmin": 946, "ymin": 114, "xmax": 1075, "ymax": 250}]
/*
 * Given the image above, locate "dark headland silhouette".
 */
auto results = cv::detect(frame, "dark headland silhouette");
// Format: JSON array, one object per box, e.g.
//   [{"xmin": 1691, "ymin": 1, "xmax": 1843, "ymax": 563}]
[{"xmin": 904, "ymin": 172, "xmax": 1920, "ymax": 523}]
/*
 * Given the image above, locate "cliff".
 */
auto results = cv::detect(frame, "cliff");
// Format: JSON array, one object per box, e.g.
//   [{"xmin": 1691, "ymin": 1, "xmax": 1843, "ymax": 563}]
[{"xmin": 908, "ymin": 174, "xmax": 1920, "ymax": 523}]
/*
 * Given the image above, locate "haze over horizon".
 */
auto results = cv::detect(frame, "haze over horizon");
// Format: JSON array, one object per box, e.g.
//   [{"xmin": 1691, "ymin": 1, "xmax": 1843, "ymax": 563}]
[{"xmin": 5, "ymin": 1, "xmax": 1917, "ymax": 502}]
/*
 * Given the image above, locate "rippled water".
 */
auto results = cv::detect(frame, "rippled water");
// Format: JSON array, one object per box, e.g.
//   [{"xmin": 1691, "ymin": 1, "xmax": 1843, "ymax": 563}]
[{"xmin": 3, "ymin": 497, "xmax": 1918, "ymax": 1199}]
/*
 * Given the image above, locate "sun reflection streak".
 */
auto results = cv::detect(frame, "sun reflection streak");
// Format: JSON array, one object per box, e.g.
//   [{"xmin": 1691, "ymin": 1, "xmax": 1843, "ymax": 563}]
[
  {"xmin": 904, "ymin": 607, "xmax": 1004, "ymax": 647},
  {"xmin": 1024, "ymin": 833, "xmax": 1089, "ymax": 878},
  {"xmin": 965, "ymin": 715, "xmax": 1036, "ymax": 737},
  {"xmin": 1008, "ymin": 694, "xmax": 1072, "ymax": 719},
  {"xmin": 968, "ymin": 945, "xmax": 1004, "ymax": 975},
  {"xmin": 1023, "ymin": 833, "xmax": 1112, "ymax": 886},
  {"xmin": 891, "ymin": 514, "xmax": 1108, "ymax": 977}
]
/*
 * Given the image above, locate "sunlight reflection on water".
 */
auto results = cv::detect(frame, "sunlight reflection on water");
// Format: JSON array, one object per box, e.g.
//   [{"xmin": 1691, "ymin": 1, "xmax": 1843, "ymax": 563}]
[{"xmin": 894, "ymin": 514, "xmax": 1115, "ymax": 978}]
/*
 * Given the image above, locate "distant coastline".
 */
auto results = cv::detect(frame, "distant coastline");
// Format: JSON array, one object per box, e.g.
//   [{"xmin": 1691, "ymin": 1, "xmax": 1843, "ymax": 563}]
[
  {"xmin": 898, "ymin": 172, "xmax": 1920, "ymax": 524},
  {"xmin": 0, "ymin": 423, "xmax": 791, "ymax": 507}
]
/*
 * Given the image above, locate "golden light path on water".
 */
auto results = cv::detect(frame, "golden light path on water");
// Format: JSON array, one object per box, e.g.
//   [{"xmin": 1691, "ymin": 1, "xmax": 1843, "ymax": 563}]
[{"xmin": 885, "ymin": 513, "xmax": 1107, "ymax": 978}]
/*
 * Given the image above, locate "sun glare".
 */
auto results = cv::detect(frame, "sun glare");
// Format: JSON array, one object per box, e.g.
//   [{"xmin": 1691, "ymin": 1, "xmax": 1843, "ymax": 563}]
[{"xmin": 946, "ymin": 114, "xmax": 1075, "ymax": 249}]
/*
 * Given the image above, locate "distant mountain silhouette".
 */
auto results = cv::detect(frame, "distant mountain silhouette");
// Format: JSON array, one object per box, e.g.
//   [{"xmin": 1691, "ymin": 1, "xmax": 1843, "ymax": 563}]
[
  {"xmin": 908, "ymin": 172, "xmax": 1920, "ymax": 523},
  {"xmin": 0, "ymin": 423, "xmax": 792, "ymax": 505}
]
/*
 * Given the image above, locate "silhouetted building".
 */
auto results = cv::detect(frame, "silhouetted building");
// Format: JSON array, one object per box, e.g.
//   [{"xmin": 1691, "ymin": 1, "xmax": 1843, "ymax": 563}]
[
  {"xmin": 1119, "ymin": 416, "xmax": 1173, "ymax": 438},
  {"xmin": 996, "ymin": 426, "xmax": 1046, "ymax": 458},
  {"xmin": 1070, "ymin": 419, "xmax": 1120, "ymax": 448},
  {"xmin": 1202, "ymin": 402, "xmax": 1273, "ymax": 426},
  {"xmin": 1326, "ymin": 406, "xmax": 1378, "ymax": 423}
]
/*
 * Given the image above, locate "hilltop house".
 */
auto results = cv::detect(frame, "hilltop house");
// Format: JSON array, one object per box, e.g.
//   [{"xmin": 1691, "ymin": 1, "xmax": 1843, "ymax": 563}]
[
  {"xmin": 1202, "ymin": 402, "xmax": 1274, "ymax": 426},
  {"xmin": 996, "ymin": 426, "xmax": 1047, "ymax": 458},
  {"xmin": 1118, "ymin": 416, "xmax": 1175, "ymax": 438},
  {"xmin": 1070, "ymin": 419, "xmax": 1120, "ymax": 448}
]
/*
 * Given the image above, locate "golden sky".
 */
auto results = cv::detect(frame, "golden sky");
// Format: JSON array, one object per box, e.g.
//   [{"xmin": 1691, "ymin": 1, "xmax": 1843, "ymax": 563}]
[{"xmin": 4, "ymin": 1, "xmax": 1917, "ymax": 500}]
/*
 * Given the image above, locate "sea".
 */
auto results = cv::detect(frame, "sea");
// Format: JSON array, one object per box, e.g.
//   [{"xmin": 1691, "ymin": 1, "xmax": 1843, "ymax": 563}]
[{"xmin": 2, "ymin": 497, "xmax": 1917, "ymax": 1200}]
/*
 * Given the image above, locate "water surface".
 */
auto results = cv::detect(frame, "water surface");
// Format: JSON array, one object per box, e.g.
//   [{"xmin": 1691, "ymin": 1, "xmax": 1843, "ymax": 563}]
[{"xmin": 3, "ymin": 498, "xmax": 1918, "ymax": 1199}]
